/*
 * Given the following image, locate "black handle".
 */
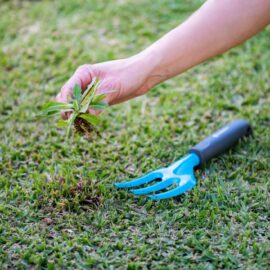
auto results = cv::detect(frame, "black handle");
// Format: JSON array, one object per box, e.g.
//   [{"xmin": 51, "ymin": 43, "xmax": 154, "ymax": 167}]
[{"xmin": 189, "ymin": 119, "xmax": 252, "ymax": 167}]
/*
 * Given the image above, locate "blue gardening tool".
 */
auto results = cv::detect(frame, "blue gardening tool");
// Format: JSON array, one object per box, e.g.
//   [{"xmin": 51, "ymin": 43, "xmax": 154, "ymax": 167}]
[{"xmin": 115, "ymin": 119, "xmax": 252, "ymax": 200}]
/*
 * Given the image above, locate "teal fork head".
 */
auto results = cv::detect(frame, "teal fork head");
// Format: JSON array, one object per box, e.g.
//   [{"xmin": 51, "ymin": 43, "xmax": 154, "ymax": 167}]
[{"xmin": 114, "ymin": 153, "xmax": 200, "ymax": 200}]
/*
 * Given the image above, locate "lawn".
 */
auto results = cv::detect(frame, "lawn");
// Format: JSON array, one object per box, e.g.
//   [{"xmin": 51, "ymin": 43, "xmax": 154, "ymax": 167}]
[{"xmin": 0, "ymin": 0, "xmax": 269, "ymax": 269}]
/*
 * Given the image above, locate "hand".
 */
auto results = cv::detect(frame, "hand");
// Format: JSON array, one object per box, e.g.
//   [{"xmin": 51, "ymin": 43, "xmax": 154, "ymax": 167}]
[{"xmin": 56, "ymin": 55, "xmax": 157, "ymax": 118}]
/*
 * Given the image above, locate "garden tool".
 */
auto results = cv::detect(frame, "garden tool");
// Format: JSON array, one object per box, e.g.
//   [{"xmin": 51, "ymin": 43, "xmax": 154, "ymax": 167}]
[{"xmin": 115, "ymin": 119, "xmax": 252, "ymax": 200}]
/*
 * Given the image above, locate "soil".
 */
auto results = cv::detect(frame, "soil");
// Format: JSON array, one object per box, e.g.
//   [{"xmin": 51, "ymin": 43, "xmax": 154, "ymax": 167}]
[
  {"xmin": 82, "ymin": 196, "xmax": 101, "ymax": 207},
  {"xmin": 74, "ymin": 117, "xmax": 94, "ymax": 137},
  {"xmin": 42, "ymin": 217, "xmax": 54, "ymax": 225},
  {"xmin": 70, "ymin": 180, "xmax": 101, "ymax": 208}
]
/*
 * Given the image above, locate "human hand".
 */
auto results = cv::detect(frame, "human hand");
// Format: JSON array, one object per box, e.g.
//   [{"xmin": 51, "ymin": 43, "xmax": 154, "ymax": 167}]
[{"xmin": 56, "ymin": 54, "xmax": 158, "ymax": 118}]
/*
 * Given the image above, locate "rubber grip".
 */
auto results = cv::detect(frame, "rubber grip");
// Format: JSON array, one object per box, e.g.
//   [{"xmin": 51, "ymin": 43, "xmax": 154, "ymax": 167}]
[{"xmin": 189, "ymin": 119, "xmax": 252, "ymax": 167}]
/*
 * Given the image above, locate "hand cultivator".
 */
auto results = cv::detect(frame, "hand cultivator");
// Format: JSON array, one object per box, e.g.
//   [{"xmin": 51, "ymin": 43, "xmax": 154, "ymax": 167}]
[{"xmin": 115, "ymin": 120, "xmax": 252, "ymax": 200}]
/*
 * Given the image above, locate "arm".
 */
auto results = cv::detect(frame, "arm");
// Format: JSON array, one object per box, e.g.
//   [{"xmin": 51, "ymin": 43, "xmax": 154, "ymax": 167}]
[
  {"xmin": 56, "ymin": 0, "xmax": 270, "ymax": 111},
  {"xmin": 138, "ymin": 0, "xmax": 270, "ymax": 89}
]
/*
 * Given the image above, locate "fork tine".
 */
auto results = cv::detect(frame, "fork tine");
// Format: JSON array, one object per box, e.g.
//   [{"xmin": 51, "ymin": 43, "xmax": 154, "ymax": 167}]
[
  {"xmin": 114, "ymin": 172, "xmax": 162, "ymax": 189},
  {"xmin": 147, "ymin": 177, "xmax": 196, "ymax": 200},
  {"xmin": 130, "ymin": 177, "xmax": 176, "ymax": 195}
]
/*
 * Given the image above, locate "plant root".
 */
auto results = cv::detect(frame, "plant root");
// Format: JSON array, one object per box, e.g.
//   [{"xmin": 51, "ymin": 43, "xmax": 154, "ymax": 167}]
[{"xmin": 74, "ymin": 117, "xmax": 95, "ymax": 138}]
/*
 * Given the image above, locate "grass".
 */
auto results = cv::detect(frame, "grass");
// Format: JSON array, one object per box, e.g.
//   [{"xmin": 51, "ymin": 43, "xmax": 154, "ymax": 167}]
[{"xmin": 0, "ymin": 0, "xmax": 269, "ymax": 269}]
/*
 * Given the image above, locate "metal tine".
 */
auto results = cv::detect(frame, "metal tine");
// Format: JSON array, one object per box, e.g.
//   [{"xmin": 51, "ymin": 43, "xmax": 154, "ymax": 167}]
[
  {"xmin": 148, "ymin": 175, "xmax": 197, "ymax": 200},
  {"xmin": 114, "ymin": 171, "xmax": 163, "ymax": 189},
  {"xmin": 131, "ymin": 177, "xmax": 176, "ymax": 195}
]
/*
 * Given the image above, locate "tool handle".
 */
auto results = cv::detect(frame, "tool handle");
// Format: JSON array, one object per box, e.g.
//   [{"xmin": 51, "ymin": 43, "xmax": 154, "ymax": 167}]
[{"xmin": 189, "ymin": 119, "xmax": 252, "ymax": 167}]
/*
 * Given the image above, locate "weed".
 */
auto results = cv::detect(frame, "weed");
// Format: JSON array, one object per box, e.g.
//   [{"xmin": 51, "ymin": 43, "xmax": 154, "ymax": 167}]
[{"xmin": 39, "ymin": 78, "xmax": 108, "ymax": 139}]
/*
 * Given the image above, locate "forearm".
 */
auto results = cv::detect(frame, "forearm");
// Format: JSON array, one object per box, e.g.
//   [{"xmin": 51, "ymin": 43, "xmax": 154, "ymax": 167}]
[
  {"xmin": 136, "ymin": 0, "xmax": 270, "ymax": 88},
  {"xmin": 58, "ymin": 0, "xmax": 270, "ymax": 108}
]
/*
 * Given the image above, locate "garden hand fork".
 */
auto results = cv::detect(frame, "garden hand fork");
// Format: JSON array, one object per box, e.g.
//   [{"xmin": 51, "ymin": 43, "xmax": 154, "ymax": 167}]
[{"xmin": 115, "ymin": 119, "xmax": 252, "ymax": 200}]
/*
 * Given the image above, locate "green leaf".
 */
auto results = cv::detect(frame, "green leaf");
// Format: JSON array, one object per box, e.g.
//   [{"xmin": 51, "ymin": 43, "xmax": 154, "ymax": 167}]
[
  {"xmin": 35, "ymin": 111, "xmax": 58, "ymax": 118},
  {"xmin": 66, "ymin": 112, "xmax": 79, "ymax": 139},
  {"xmin": 73, "ymin": 100, "xmax": 80, "ymax": 111},
  {"xmin": 80, "ymin": 79, "xmax": 101, "ymax": 113},
  {"xmin": 90, "ymin": 101, "xmax": 108, "ymax": 110},
  {"xmin": 57, "ymin": 119, "xmax": 68, "ymax": 128},
  {"xmin": 92, "ymin": 94, "xmax": 106, "ymax": 104},
  {"xmin": 80, "ymin": 95, "xmax": 92, "ymax": 113},
  {"xmin": 78, "ymin": 113, "xmax": 101, "ymax": 125},
  {"xmin": 73, "ymin": 84, "xmax": 82, "ymax": 102},
  {"xmin": 42, "ymin": 101, "xmax": 70, "ymax": 110},
  {"xmin": 41, "ymin": 101, "xmax": 73, "ymax": 115},
  {"xmin": 80, "ymin": 78, "xmax": 96, "ymax": 103}
]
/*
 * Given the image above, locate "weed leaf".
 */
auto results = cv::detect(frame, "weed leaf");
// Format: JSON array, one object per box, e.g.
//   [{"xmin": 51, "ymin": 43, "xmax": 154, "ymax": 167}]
[
  {"xmin": 41, "ymin": 101, "xmax": 73, "ymax": 115},
  {"xmin": 80, "ymin": 79, "xmax": 101, "ymax": 113},
  {"xmin": 42, "ymin": 101, "xmax": 72, "ymax": 110},
  {"xmin": 73, "ymin": 84, "xmax": 82, "ymax": 102},
  {"xmin": 78, "ymin": 113, "xmax": 101, "ymax": 125},
  {"xmin": 92, "ymin": 94, "xmax": 107, "ymax": 104},
  {"xmin": 81, "ymin": 77, "xmax": 96, "ymax": 102},
  {"xmin": 57, "ymin": 119, "xmax": 68, "ymax": 128},
  {"xmin": 73, "ymin": 100, "xmax": 80, "ymax": 111},
  {"xmin": 66, "ymin": 112, "xmax": 79, "ymax": 139},
  {"xmin": 90, "ymin": 101, "xmax": 108, "ymax": 110}
]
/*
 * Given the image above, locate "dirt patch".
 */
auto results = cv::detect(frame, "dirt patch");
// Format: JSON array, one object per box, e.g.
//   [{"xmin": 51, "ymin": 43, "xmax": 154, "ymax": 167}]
[
  {"xmin": 37, "ymin": 177, "xmax": 102, "ymax": 213},
  {"xmin": 81, "ymin": 196, "xmax": 101, "ymax": 207},
  {"xmin": 69, "ymin": 179, "xmax": 84, "ymax": 195},
  {"xmin": 42, "ymin": 217, "xmax": 54, "ymax": 225},
  {"xmin": 69, "ymin": 179, "xmax": 101, "ymax": 208}
]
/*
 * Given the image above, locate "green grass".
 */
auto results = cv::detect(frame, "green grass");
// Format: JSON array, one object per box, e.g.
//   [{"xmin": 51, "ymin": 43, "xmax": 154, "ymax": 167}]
[{"xmin": 0, "ymin": 0, "xmax": 269, "ymax": 269}]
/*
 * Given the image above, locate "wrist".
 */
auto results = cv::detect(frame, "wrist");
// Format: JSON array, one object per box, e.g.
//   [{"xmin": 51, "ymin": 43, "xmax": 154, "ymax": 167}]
[{"xmin": 131, "ymin": 49, "xmax": 166, "ymax": 89}]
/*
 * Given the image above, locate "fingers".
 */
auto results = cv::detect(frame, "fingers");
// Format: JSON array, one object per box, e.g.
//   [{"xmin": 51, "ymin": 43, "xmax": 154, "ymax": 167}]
[
  {"xmin": 56, "ymin": 64, "xmax": 93, "ymax": 119},
  {"xmin": 61, "ymin": 64, "xmax": 93, "ymax": 101},
  {"xmin": 88, "ymin": 108, "xmax": 100, "ymax": 116}
]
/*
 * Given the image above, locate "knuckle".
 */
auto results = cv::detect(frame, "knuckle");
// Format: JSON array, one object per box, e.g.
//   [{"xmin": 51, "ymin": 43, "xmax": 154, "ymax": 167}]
[
  {"xmin": 55, "ymin": 93, "xmax": 61, "ymax": 101},
  {"xmin": 60, "ymin": 85, "xmax": 69, "ymax": 94},
  {"xmin": 77, "ymin": 64, "xmax": 90, "ymax": 73},
  {"xmin": 60, "ymin": 85, "xmax": 71, "ymax": 100}
]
